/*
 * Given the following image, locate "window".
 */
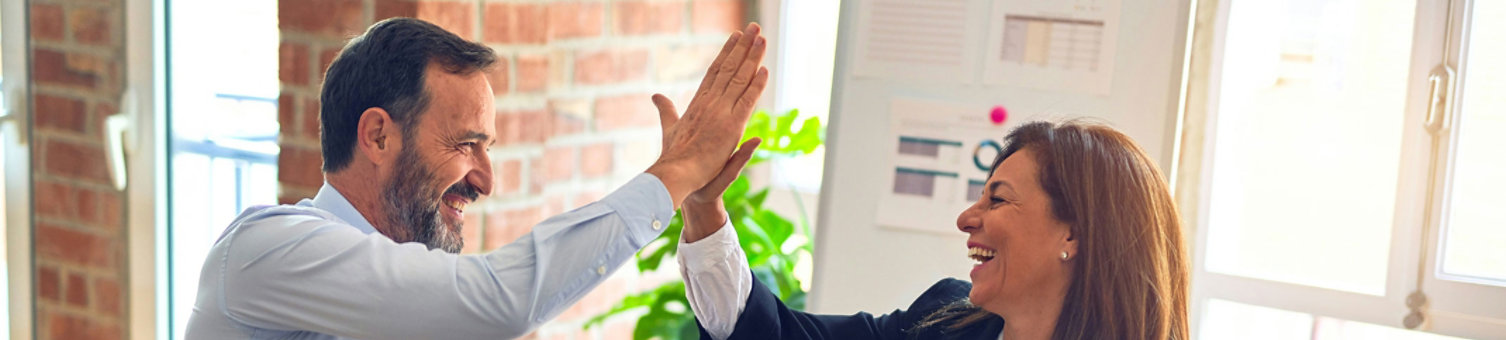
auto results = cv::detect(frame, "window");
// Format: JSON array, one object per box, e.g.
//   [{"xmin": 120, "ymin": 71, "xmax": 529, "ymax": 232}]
[
  {"xmin": 163, "ymin": 0, "xmax": 281, "ymax": 338},
  {"xmin": 0, "ymin": 0, "xmax": 31, "ymax": 336},
  {"xmin": 770, "ymin": 0, "xmax": 839, "ymax": 193},
  {"xmin": 1183, "ymin": 0, "xmax": 1506, "ymax": 338}
]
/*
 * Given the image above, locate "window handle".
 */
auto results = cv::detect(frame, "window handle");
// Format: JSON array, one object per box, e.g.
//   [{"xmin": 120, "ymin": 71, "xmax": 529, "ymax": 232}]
[
  {"xmin": 104, "ymin": 89, "xmax": 138, "ymax": 191},
  {"xmin": 0, "ymin": 89, "xmax": 27, "ymax": 145},
  {"xmin": 1424, "ymin": 64, "xmax": 1455, "ymax": 135}
]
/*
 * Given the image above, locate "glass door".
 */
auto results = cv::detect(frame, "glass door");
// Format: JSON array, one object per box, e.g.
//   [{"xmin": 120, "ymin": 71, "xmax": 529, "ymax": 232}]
[{"xmin": 0, "ymin": 0, "xmax": 31, "ymax": 337}]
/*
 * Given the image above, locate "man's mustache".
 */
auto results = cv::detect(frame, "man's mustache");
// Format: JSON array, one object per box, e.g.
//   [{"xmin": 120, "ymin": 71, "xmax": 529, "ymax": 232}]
[{"xmin": 444, "ymin": 181, "xmax": 481, "ymax": 202}]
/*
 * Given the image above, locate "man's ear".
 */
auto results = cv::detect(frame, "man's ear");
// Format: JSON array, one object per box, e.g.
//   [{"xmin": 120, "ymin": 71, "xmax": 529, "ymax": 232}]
[{"xmin": 356, "ymin": 107, "xmax": 400, "ymax": 166}]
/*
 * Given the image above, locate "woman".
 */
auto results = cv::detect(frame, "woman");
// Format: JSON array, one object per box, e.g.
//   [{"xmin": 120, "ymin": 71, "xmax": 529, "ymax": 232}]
[{"xmin": 675, "ymin": 120, "xmax": 1190, "ymax": 340}]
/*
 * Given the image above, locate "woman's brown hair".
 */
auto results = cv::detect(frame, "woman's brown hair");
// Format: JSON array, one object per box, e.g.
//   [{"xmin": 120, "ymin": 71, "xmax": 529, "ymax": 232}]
[{"xmin": 914, "ymin": 120, "xmax": 1190, "ymax": 339}]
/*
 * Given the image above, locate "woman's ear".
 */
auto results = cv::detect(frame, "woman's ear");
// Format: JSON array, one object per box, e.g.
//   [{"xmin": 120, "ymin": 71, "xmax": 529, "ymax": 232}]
[
  {"xmin": 1061, "ymin": 226, "xmax": 1078, "ymax": 261},
  {"xmin": 356, "ymin": 107, "xmax": 399, "ymax": 166}
]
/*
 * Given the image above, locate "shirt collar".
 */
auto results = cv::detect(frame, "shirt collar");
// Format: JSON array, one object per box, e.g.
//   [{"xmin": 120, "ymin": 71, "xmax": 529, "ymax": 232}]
[{"xmin": 312, "ymin": 182, "xmax": 380, "ymax": 235}]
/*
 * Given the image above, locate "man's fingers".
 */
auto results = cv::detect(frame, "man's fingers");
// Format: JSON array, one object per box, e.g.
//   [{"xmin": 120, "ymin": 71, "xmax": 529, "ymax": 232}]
[
  {"xmin": 652, "ymin": 94, "xmax": 679, "ymax": 132},
  {"xmin": 704, "ymin": 138, "xmax": 762, "ymax": 193},
  {"xmin": 695, "ymin": 32, "xmax": 742, "ymax": 100},
  {"xmin": 709, "ymin": 23, "xmax": 761, "ymax": 97},
  {"xmin": 731, "ymin": 67, "xmax": 770, "ymax": 122},
  {"xmin": 721, "ymin": 34, "xmax": 768, "ymax": 102}
]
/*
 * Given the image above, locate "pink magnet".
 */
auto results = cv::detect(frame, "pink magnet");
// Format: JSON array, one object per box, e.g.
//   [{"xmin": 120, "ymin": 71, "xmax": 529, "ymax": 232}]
[{"xmin": 989, "ymin": 105, "xmax": 1008, "ymax": 125}]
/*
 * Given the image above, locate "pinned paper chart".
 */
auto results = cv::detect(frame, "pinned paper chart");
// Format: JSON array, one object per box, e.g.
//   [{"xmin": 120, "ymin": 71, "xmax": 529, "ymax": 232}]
[
  {"xmin": 984, "ymin": 0, "xmax": 1121, "ymax": 95},
  {"xmin": 877, "ymin": 98, "xmax": 1014, "ymax": 234}
]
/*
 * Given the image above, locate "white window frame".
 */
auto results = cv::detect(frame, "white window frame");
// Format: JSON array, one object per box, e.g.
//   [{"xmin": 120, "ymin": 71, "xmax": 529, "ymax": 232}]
[
  {"xmin": 2, "ymin": 0, "xmax": 35, "ymax": 337},
  {"xmin": 1417, "ymin": 0, "xmax": 1506, "ymax": 335},
  {"xmin": 124, "ymin": 0, "xmax": 167, "ymax": 338},
  {"xmin": 1178, "ymin": 0, "xmax": 1506, "ymax": 338}
]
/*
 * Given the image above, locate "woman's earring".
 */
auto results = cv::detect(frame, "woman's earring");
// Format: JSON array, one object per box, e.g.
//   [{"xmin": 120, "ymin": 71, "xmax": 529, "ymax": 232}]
[{"xmin": 1060, "ymin": 251, "xmax": 1070, "ymax": 261}]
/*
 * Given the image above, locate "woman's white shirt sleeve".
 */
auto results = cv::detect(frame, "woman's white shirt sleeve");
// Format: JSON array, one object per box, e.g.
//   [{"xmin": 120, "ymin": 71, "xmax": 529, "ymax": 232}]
[{"xmin": 676, "ymin": 221, "xmax": 751, "ymax": 340}]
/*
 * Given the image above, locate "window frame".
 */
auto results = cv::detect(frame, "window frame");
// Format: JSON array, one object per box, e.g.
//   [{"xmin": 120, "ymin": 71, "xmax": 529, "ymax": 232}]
[
  {"xmin": 124, "ymin": 0, "xmax": 167, "ymax": 338},
  {"xmin": 1417, "ymin": 0, "xmax": 1506, "ymax": 335},
  {"xmin": 1177, "ymin": 0, "xmax": 1506, "ymax": 338},
  {"xmin": 1, "ymin": 0, "xmax": 35, "ymax": 337}
]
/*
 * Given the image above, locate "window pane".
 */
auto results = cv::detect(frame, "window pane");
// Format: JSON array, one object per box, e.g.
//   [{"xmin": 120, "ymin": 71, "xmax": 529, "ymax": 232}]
[
  {"xmin": 1439, "ymin": 0, "xmax": 1506, "ymax": 284},
  {"xmin": 1199, "ymin": 299, "xmax": 1469, "ymax": 340},
  {"xmin": 1204, "ymin": 0, "xmax": 1417, "ymax": 295},
  {"xmin": 167, "ymin": 0, "xmax": 280, "ymax": 338}
]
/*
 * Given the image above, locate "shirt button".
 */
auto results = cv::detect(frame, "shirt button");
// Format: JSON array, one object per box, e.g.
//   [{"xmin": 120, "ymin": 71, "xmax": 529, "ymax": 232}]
[
  {"xmin": 652, "ymin": 220, "xmax": 663, "ymax": 230},
  {"xmin": 597, "ymin": 266, "xmax": 607, "ymax": 275}
]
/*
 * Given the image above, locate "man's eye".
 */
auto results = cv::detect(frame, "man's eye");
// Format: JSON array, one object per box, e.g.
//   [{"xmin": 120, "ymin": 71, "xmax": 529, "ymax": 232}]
[{"xmin": 990, "ymin": 197, "xmax": 1007, "ymax": 204}]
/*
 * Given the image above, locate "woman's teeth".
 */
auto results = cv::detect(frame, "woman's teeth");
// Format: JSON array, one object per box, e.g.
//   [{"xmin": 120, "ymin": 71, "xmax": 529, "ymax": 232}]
[{"xmin": 968, "ymin": 247, "xmax": 996, "ymax": 263}]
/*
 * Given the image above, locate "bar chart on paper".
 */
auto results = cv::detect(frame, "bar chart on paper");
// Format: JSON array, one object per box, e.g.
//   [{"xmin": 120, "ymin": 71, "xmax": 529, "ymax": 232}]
[{"xmin": 1001, "ymin": 15, "xmax": 1104, "ymax": 71}]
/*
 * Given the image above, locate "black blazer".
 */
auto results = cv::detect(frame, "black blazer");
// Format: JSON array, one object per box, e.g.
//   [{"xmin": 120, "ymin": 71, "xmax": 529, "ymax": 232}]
[{"xmin": 697, "ymin": 274, "xmax": 1005, "ymax": 340}]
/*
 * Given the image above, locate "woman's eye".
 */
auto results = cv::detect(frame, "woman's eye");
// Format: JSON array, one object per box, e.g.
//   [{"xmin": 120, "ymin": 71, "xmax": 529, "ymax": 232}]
[{"xmin": 990, "ymin": 196, "xmax": 1007, "ymax": 205}]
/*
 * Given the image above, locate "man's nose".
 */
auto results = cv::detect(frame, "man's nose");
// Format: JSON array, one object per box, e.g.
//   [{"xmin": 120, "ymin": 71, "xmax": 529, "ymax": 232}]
[{"xmin": 469, "ymin": 152, "xmax": 494, "ymax": 197}]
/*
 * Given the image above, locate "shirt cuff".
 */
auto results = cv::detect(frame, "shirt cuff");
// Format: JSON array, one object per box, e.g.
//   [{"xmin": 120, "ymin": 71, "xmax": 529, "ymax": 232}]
[
  {"xmin": 599, "ymin": 173, "xmax": 677, "ymax": 245},
  {"xmin": 678, "ymin": 220, "xmax": 751, "ymax": 340}
]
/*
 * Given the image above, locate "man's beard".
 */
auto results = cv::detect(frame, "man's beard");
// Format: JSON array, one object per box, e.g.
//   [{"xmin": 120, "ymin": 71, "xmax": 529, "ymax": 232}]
[{"xmin": 380, "ymin": 145, "xmax": 478, "ymax": 253}]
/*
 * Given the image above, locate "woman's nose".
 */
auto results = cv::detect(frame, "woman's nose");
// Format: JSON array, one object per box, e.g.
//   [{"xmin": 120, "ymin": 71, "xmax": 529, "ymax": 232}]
[{"xmin": 956, "ymin": 204, "xmax": 981, "ymax": 233}]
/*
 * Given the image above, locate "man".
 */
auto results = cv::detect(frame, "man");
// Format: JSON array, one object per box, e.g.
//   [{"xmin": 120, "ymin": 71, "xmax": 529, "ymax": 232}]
[{"xmin": 185, "ymin": 17, "xmax": 769, "ymax": 339}]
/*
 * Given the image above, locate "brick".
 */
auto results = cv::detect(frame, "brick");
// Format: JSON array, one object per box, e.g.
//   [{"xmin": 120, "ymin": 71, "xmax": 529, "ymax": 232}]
[
  {"xmin": 38, "ymin": 266, "xmax": 61, "ymax": 302},
  {"xmin": 43, "ymin": 138, "xmax": 112, "ymax": 184},
  {"xmin": 581, "ymin": 143, "xmax": 614, "ymax": 178},
  {"xmin": 97, "ymin": 189, "xmax": 123, "ymax": 231},
  {"xmin": 615, "ymin": 1, "xmax": 684, "ymax": 36},
  {"xmin": 95, "ymin": 277, "xmax": 122, "ymax": 317},
  {"xmin": 486, "ymin": 58, "xmax": 510, "ymax": 95},
  {"xmin": 618, "ymin": 138, "xmax": 662, "ymax": 172},
  {"xmin": 573, "ymin": 49, "xmax": 649, "ymax": 85},
  {"xmin": 495, "ymin": 159, "xmax": 522, "ymax": 194},
  {"xmin": 593, "ymin": 94, "xmax": 658, "ymax": 131},
  {"xmin": 35, "ymin": 179, "xmax": 75, "ymax": 219},
  {"xmin": 280, "ymin": 42, "xmax": 310, "ymax": 87},
  {"xmin": 278, "ymin": 92, "xmax": 297, "ymax": 136},
  {"xmin": 461, "ymin": 209, "xmax": 483, "ymax": 254},
  {"xmin": 553, "ymin": 112, "xmax": 587, "ymax": 137},
  {"xmin": 515, "ymin": 54, "xmax": 549, "ymax": 92},
  {"xmin": 538, "ymin": 146, "xmax": 576, "ymax": 183},
  {"xmin": 69, "ymin": 6, "xmax": 113, "ymax": 46},
  {"xmin": 278, "ymin": 146, "xmax": 324, "ymax": 189},
  {"xmin": 692, "ymin": 0, "xmax": 743, "ymax": 33},
  {"xmin": 279, "ymin": 0, "xmax": 365, "ymax": 37},
  {"xmin": 547, "ymin": 2, "xmax": 605, "ymax": 40},
  {"xmin": 317, "ymin": 47, "xmax": 342, "ymax": 83},
  {"xmin": 32, "ymin": 4, "xmax": 65, "ymax": 41},
  {"xmin": 66, "ymin": 272, "xmax": 89, "ymax": 307},
  {"xmin": 36, "ymin": 223, "xmax": 114, "ymax": 269},
  {"xmin": 34, "ymin": 94, "xmax": 87, "ymax": 134},
  {"xmin": 655, "ymin": 44, "xmax": 719, "ymax": 82},
  {"xmin": 482, "ymin": 3, "xmax": 547, "ymax": 44},
  {"xmin": 483, "ymin": 206, "xmax": 541, "ymax": 249},
  {"xmin": 301, "ymin": 97, "xmax": 322, "ymax": 140},
  {"xmin": 495, "ymin": 110, "xmax": 552, "ymax": 146},
  {"xmin": 44, "ymin": 310, "xmax": 122, "ymax": 340},
  {"xmin": 76, "ymin": 188, "xmax": 100, "ymax": 227},
  {"xmin": 416, "ymin": 1, "xmax": 478, "ymax": 40},
  {"xmin": 33, "ymin": 49, "xmax": 103, "ymax": 90},
  {"xmin": 374, "ymin": 0, "xmax": 417, "ymax": 22}
]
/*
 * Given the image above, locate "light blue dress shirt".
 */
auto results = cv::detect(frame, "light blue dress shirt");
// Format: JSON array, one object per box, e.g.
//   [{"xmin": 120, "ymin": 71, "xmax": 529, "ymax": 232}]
[{"xmin": 184, "ymin": 173, "xmax": 675, "ymax": 339}]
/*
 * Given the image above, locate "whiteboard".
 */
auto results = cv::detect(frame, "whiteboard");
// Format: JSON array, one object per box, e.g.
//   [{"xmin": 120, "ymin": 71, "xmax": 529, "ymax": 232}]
[{"xmin": 810, "ymin": 0, "xmax": 1193, "ymax": 314}]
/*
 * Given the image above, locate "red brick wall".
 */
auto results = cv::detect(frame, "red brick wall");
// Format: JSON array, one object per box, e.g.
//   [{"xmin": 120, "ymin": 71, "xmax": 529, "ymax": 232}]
[
  {"xmin": 29, "ymin": 0, "xmax": 130, "ymax": 339},
  {"xmin": 277, "ymin": 1, "xmax": 747, "ymax": 338}
]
